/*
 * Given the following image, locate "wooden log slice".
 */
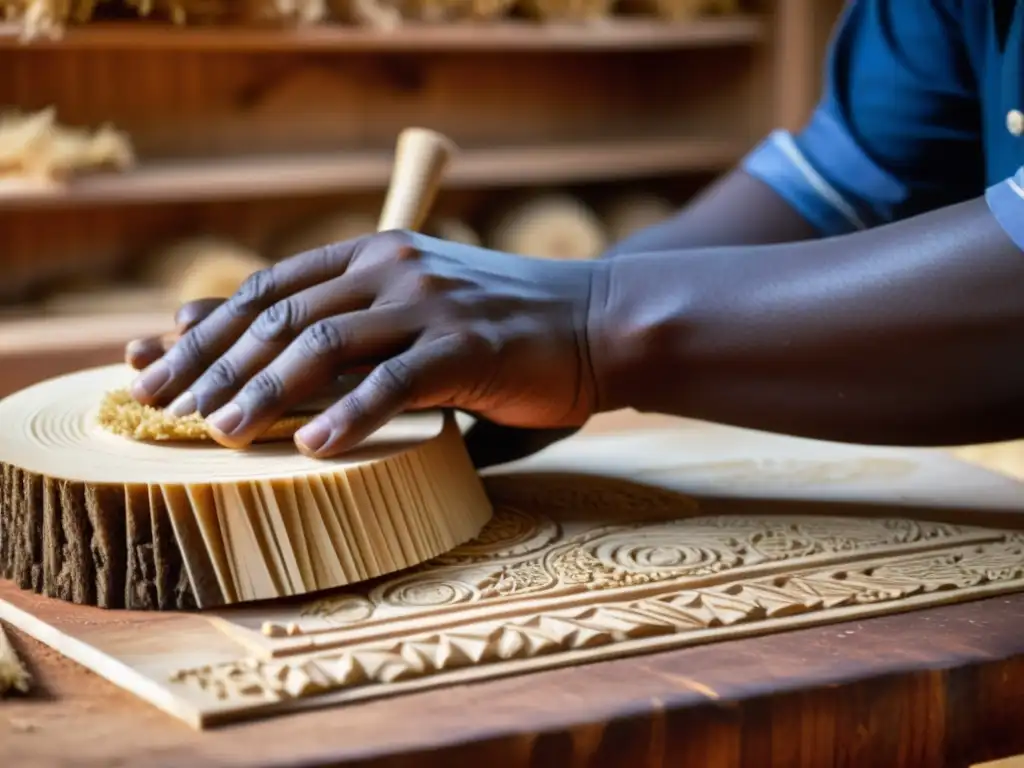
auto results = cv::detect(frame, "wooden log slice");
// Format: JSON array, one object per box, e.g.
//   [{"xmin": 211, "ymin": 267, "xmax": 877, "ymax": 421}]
[
  {"xmin": 600, "ymin": 192, "xmax": 674, "ymax": 241},
  {"xmin": 138, "ymin": 235, "xmax": 270, "ymax": 305},
  {"xmin": 424, "ymin": 217, "xmax": 482, "ymax": 247},
  {"xmin": 270, "ymin": 212, "xmax": 377, "ymax": 262},
  {"xmin": 488, "ymin": 193, "xmax": 607, "ymax": 261},
  {"xmin": 0, "ymin": 364, "xmax": 493, "ymax": 612}
]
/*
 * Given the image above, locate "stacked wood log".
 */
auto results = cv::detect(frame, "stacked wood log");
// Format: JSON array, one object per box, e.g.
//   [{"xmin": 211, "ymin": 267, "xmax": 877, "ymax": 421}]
[
  {"xmin": 600, "ymin": 191, "xmax": 674, "ymax": 241},
  {"xmin": 486, "ymin": 193, "xmax": 607, "ymax": 260},
  {"xmin": 34, "ymin": 189, "xmax": 670, "ymax": 313},
  {"xmin": 273, "ymin": 209, "xmax": 483, "ymax": 258},
  {"xmin": 426, "ymin": 216, "xmax": 482, "ymax": 246},
  {"xmin": 37, "ymin": 211, "xmax": 487, "ymax": 311},
  {"xmin": 270, "ymin": 211, "xmax": 378, "ymax": 261},
  {"xmin": 27, "ymin": 183, "xmax": 675, "ymax": 312},
  {"xmin": 139, "ymin": 236, "xmax": 270, "ymax": 304}
]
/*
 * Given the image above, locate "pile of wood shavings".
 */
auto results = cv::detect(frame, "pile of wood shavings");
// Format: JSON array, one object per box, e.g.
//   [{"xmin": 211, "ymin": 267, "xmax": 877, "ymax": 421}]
[
  {"xmin": 1, "ymin": 0, "xmax": 102, "ymax": 40},
  {"xmin": 1, "ymin": 0, "xmax": 327, "ymax": 40},
  {"xmin": 125, "ymin": 0, "xmax": 328, "ymax": 27},
  {"xmin": 0, "ymin": 106, "xmax": 134, "ymax": 184},
  {"xmin": 97, "ymin": 388, "xmax": 210, "ymax": 441},
  {"xmin": 0, "ymin": 624, "xmax": 31, "ymax": 697},
  {"xmin": 96, "ymin": 388, "xmax": 314, "ymax": 442}
]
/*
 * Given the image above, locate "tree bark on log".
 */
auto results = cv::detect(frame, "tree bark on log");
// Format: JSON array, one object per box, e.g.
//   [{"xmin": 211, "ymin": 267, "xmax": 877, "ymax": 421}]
[{"xmin": 0, "ymin": 464, "xmax": 200, "ymax": 611}]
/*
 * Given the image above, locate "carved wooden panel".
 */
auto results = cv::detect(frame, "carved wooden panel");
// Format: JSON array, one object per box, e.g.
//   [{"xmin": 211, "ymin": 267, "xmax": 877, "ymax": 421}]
[{"xmin": 4, "ymin": 467, "xmax": 1024, "ymax": 730}]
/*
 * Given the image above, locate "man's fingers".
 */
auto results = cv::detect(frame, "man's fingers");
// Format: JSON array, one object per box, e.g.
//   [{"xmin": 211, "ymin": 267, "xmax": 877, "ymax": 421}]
[
  {"xmin": 204, "ymin": 307, "xmax": 420, "ymax": 449},
  {"xmin": 292, "ymin": 333, "xmax": 466, "ymax": 458},
  {"xmin": 124, "ymin": 300, "xmax": 222, "ymax": 371},
  {"xmin": 129, "ymin": 238, "xmax": 367, "ymax": 408},
  {"xmin": 175, "ymin": 298, "xmax": 224, "ymax": 331},
  {"xmin": 168, "ymin": 273, "xmax": 377, "ymax": 417},
  {"xmin": 125, "ymin": 335, "xmax": 171, "ymax": 371}
]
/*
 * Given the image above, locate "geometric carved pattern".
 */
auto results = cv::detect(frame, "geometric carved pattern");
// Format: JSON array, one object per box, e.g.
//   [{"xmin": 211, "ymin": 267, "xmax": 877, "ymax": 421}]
[
  {"xmin": 159, "ymin": 475, "xmax": 1024, "ymax": 722},
  {"xmin": 6, "ymin": 466, "xmax": 1024, "ymax": 729},
  {"xmin": 175, "ymin": 535, "xmax": 1024, "ymax": 704}
]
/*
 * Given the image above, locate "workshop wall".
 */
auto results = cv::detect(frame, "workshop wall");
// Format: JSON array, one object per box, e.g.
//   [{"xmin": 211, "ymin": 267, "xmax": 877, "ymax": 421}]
[{"xmin": 0, "ymin": 0, "xmax": 846, "ymax": 396}]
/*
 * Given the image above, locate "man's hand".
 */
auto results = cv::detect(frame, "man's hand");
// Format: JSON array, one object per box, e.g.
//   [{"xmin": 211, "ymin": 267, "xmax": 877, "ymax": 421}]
[
  {"xmin": 126, "ymin": 232, "xmax": 609, "ymax": 459},
  {"xmin": 126, "ymin": 312, "xmax": 580, "ymax": 468}
]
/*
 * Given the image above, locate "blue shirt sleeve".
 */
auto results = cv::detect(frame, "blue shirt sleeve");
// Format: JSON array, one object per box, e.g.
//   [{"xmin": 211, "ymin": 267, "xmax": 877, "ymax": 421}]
[
  {"xmin": 741, "ymin": 0, "xmax": 984, "ymax": 237},
  {"xmin": 987, "ymin": 169, "xmax": 1024, "ymax": 251}
]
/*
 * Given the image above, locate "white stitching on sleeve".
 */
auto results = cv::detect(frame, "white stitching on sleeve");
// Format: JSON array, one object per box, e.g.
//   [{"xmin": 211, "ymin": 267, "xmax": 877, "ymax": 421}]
[
  {"xmin": 1007, "ymin": 176, "xmax": 1024, "ymax": 201},
  {"xmin": 771, "ymin": 130, "xmax": 867, "ymax": 231}
]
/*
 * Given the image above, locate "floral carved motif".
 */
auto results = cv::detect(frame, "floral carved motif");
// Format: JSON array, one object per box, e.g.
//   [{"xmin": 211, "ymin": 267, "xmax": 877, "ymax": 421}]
[
  {"xmin": 172, "ymin": 537, "xmax": 1024, "ymax": 705},
  {"xmin": 285, "ymin": 508, "xmax": 974, "ymax": 628},
  {"xmin": 178, "ymin": 496, "xmax": 1021, "ymax": 710}
]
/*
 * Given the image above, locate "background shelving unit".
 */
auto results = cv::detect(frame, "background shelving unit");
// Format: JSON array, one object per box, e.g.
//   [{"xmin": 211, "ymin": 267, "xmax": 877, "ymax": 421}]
[
  {"xmin": 0, "ymin": 0, "xmax": 845, "ymax": 397},
  {"xmin": 0, "ymin": 136, "xmax": 746, "ymax": 208}
]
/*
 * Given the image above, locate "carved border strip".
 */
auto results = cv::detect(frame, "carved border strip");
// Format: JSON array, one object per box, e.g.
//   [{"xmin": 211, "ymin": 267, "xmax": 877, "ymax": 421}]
[
  {"xmin": 209, "ymin": 511, "xmax": 1003, "ymax": 659},
  {"xmin": 168, "ymin": 536, "xmax": 1024, "ymax": 726}
]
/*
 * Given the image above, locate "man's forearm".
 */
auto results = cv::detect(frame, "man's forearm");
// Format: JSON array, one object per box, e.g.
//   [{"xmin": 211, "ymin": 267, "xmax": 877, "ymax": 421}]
[
  {"xmin": 595, "ymin": 196, "xmax": 1024, "ymax": 446},
  {"xmin": 469, "ymin": 168, "xmax": 821, "ymax": 468},
  {"xmin": 601, "ymin": 169, "xmax": 820, "ymax": 257}
]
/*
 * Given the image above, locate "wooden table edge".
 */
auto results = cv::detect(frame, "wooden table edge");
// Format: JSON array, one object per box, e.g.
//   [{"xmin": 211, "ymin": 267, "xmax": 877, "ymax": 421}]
[{"xmin": 6, "ymin": 589, "xmax": 1023, "ymax": 767}]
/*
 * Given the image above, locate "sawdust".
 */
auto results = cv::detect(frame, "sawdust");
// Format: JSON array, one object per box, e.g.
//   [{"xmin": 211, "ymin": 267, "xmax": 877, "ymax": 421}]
[
  {"xmin": 96, "ymin": 388, "xmax": 314, "ymax": 443},
  {"xmin": 0, "ymin": 624, "xmax": 31, "ymax": 697}
]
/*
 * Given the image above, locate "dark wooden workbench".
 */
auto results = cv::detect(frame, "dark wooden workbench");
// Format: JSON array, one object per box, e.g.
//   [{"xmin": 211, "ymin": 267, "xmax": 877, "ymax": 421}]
[
  {"xmin": 6, "ymin": 414, "xmax": 1024, "ymax": 767},
  {"xmin": 4, "ymin": 594, "xmax": 1024, "ymax": 767}
]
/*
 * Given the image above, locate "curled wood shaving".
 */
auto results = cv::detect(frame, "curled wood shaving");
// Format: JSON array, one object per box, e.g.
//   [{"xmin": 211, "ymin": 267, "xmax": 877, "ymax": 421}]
[
  {"xmin": 96, "ymin": 388, "xmax": 313, "ymax": 443},
  {"xmin": 0, "ymin": 624, "xmax": 31, "ymax": 697},
  {"xmin": 0, "ymin": 106, "xmax": 134, "ymax": 183},
  {"xmin": 2, "ymin": 0, "xmax": 102, "ymax": 40},
  {"xmin": 1, "ymin": 0, "xmax": 327, "ymax": 39}
]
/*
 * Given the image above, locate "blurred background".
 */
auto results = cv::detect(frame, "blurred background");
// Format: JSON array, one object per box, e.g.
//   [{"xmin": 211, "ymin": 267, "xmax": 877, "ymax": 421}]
[{"xmin": 0, "ymin": 0, "xmax": 846, "ymax": 398}]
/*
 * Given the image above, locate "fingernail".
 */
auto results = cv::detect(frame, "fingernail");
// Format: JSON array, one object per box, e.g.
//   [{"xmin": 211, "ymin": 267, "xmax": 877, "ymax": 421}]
[
  {"xmin": 166, "ymin": 391, "xmax": 196, "ymax": 418},
  {"xmin": 296, "ymin": 420, "xmax": 330, "ymax": 454},
  {"xmin": 124, "ymin": 339, "xmax": 146, "ymax": 368},
  {"xmin": 131, "ymin": 360, "xmax": 170, "ymax": 399},
  {"xmin": 207, "ymin": 403, "xmax": 244, "ymax": 436}
]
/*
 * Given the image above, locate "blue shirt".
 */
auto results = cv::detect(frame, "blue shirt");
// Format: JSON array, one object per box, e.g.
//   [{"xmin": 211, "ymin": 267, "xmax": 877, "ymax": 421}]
[{"xmin": 742, "ymin": 0, "xmax": 1024, "ymax": 249}]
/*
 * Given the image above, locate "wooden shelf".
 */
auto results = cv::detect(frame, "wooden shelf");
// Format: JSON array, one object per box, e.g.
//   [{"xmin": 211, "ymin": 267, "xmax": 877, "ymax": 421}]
[
  {"xmin": 0, "ymin": 17, "xmax": 766, "ymax": 52},
  {"xmin": 0, "ymin": 310, "xmax": 170, "ymax": 357},
  {"xmin": 0, "ymin": 137, "xmax": 743, "ymax": 210},
  {"xmin": 0, "ymin": 309, "xmax": 173, "ymax": 398}
]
